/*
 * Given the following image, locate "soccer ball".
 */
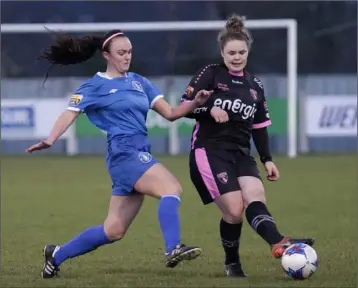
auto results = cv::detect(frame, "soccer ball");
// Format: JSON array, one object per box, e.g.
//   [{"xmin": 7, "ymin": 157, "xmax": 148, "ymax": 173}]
[{"xmin": 281, "ymin": 243, "xmax": 318, "ymax": 280}]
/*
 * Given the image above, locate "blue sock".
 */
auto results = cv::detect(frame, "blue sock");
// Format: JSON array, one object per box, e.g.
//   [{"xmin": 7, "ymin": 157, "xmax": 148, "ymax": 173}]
[
  {"xmin": 158, "ymin": 195, "xmax": 181, "ymax": 254},
  {"xmin": 53, "ymin": 225, "xmax": 112, "ymax": 266}
]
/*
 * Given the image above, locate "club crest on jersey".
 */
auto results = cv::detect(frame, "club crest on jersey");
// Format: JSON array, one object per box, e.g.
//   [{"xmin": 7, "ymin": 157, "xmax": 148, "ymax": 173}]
[
  {"xmin": 217, "ymin": 172, "xmax": 228, "ymax": 184},
  {"xmin": 69, "ymin": 94, "xmax": 83, "ymax": 106},
  {"xmin": 138, "ymin": 152, "xmax": 152, "ymax": 163},
  {"xmin": 132, "ymin": 80, "xmax": 144, "ymax": 92},
  {"xmin": 250, "ymin": 89, "xmax": 258, "ymax": 100}
]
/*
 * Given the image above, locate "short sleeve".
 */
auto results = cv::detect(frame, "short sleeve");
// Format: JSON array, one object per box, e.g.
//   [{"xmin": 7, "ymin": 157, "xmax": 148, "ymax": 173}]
[
  {"xmin": 252, "ymin": 77, "xmax": 272, "ymax": 129},
  {"xmin": 180, "ymin": 64, "xmax": 216, "ymax": 103},
  {"xmin": 67, "ymin": 81, "xmax": 97, "ymax": 113},
  {"xmin": 140, "ymin": 76, "xmax": 164, "ymax": 109}
]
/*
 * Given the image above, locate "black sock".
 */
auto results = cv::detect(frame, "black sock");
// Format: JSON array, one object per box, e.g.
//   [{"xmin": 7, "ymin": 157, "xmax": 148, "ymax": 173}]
[
  {"xmin": 220, "ymin": 218, "xmax": 242, "ymax": 265},
  {"xmin": 245, "ymin": 201, "xmax": 284, "ymax": 245}
]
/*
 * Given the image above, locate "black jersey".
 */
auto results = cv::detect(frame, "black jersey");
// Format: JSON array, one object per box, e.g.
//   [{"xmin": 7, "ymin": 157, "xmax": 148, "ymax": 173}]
[{"xmin": 181, "ymin": 64, "xmax": 272, "ymax": 154}]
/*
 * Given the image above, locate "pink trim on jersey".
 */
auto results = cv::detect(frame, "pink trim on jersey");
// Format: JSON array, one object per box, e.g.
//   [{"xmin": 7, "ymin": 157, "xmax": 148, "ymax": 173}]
[
  {"xmin": 252, "ymin": 120, "xmax": 272, "ymax": 129},
  {"xmin": 229, "ymin": 70, "xmax": 244, "ymax": 77},
  {"xmin": 195, "ymin": 148, "xmax": 220, "ymax": 200},
  {"xmin": 191, "ymin": 122, "xmax": 200, "ymax": 149}
]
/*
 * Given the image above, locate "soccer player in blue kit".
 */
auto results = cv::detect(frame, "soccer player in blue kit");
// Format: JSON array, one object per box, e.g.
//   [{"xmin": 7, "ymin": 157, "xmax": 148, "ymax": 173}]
[{"xmin": 25, "ymin": 29, "xmax": 212, "ymax": 279}]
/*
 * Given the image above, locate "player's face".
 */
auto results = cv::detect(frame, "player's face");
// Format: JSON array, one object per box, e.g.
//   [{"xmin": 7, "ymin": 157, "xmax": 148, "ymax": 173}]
[
  {"xmin": 104, "ymin": 36, "xmax": 132, "ymax": 73},
  {"xmin": 221, "ymin": 40, "xmax": 249, "ymax": 73}
]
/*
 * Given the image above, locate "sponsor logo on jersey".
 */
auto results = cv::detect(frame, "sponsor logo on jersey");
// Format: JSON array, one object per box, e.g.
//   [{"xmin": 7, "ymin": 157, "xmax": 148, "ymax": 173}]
[
  {"xmin": 69, "ymin": 94, "xmax": 83, "ymax": 106},
  {"xmin": 193, "ymin": 107, "xmax": 208, "ymax": 114},
  {"xmin": 132, "ymin": 80, "xmax": 144, "ymax": 92},
  {"xmin": 263, "ymin": 101, "xmax": 270, "ymax": 118},
  {"xmin": 253, "ymin": 77, "xmax": 263, "ymax": 89},
  {"xmin": 217, "ymin": 83, "xmax": 230, "ymax": 91},
  {"xmin": 109, "ymin": 89, "xmax": 118, "ymax": 94},
  {"xmin": 213, "ymin": 98, "xmax": 257, "ymax": 120},
  {"xmin": 264, "ymin": 101, "xmax": 268, "ymax": 110},
  {"xmin": 138, "ymin": 152, "xmax": 152, "ymax": 163},
  {"xmin": 232, "ymin": 80, "xmax": 243, "ymax": 84},
  {"xmin": 185, "ymin": 86, "xmax": 194, "ymax": 97}
]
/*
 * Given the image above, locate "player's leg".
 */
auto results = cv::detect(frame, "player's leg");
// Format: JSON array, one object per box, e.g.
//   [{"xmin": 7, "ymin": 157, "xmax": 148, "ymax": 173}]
[
  {"xmin": 134, "ymin": 161, "xmax": 202, "ymax": 268},
  {"xmin": 105, "ymin": 145, "xmax": 201, "ymax": 268},
  {"xmin": 41, "ymin": 193, "xmax": 144, "ymax": 278},
  {"xmin": 214, "ymin": 194, "xmax": 246, "ymax": 277},
  {"xmin": 236, "ymin": 156, "xmax": 314, "ymax": 258},
  {"xmin": 189, "ymin": 148, "xmax": 247, "ymax": 278}
]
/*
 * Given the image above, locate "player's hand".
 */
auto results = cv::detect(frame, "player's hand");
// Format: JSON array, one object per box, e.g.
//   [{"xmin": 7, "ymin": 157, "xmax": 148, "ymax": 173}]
[
  {"xmin": 264, "ymin": 161, "xmax": 280, "ymax": 181},
  {"xmin": 210, "ymin": 107, "xmax": 229, "ymax": 123},
  {"xmin": 194, "ymin": 90, "xmax": 213, "ymax": 106},
  {"xmin": 25, "ymin": 140, "xmax": 52, "ymax": 153}
]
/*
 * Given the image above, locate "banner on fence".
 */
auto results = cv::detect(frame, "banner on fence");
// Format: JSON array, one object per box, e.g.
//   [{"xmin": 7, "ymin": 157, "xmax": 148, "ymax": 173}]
[
  {"xmin": 305, "ymin": 95, "xmax": 357, "ymax": 137},
  {"xmin": 75, "ymin": 110, "xmax": 196, "ymax": 137},
  {"xmin": 75, "ymin": 97, "xmax": 288, "ymax": 137},
  {"xmin": 1, "ymin": 96, "xmax": 289, "ymax": 140},
  {"xmin": 1, "ymin": 99, "xmax": 71, "ymax": 139}
]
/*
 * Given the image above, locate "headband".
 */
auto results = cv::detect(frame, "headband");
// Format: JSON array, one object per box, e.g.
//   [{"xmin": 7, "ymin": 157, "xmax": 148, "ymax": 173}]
[{"xmin": 102, "ymin": 32, "xmax": 124, "ymax": 50}]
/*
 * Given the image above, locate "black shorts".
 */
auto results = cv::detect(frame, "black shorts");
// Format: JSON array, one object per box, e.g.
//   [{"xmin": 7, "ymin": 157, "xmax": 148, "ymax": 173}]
[{"xmin": 189, "ymin": 148, "xmax": 261, "ymax": 205}]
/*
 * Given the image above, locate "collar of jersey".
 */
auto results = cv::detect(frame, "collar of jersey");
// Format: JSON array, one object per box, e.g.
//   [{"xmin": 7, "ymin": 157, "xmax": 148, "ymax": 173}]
[{"xmin": 97, "ymin": 72, "xmax": 128, "ymax": 79}]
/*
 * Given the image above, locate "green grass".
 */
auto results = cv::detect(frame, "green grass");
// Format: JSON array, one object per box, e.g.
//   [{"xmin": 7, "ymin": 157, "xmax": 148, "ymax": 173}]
[{"xmin": 1, "ymin": 154, "xmax": 356, "ymax": 287}]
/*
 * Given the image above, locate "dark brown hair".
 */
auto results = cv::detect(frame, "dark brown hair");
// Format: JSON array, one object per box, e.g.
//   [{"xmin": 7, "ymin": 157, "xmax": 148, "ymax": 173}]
[
  {"xmin": 38, "ymin": 29, "xmax": 125, "ymax": 84},
  {"xmin": 218, "ymin": 14, "xmax": 253, "ymax": 50}
]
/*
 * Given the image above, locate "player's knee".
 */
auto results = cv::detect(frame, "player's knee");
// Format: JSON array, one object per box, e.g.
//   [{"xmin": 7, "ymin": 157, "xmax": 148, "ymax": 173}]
[
  {"xmin": 222, "ymin": 205, "xmax": 245, "ymax": 223},
  {"xmin": 160, "ymin": 181, "xmax": 182, "ymax": 197},
  {"xmin": 170, "ymin": 182, "xmax": 183, "ymax": 196},
  {"xmin": 214, "ymin": 191, "xmax": 244, "ymax": 223},
  {"xmin": 103, "ymin": 218, "xmax": 128, "ymax": 241},
  {"xmin": 243, "ymin": 188, "xmax": 266, "ymax": 206}
]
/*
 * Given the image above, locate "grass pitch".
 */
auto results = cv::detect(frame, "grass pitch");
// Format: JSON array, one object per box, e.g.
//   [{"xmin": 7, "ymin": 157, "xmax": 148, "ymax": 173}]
[{"xmin": 1, "ymin": 154, "xmax": 356, "ymax": 287}]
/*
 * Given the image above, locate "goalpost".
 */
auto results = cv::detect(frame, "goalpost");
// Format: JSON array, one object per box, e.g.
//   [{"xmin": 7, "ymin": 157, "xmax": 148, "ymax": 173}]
[{"xmin": 1, "ymin": 19, "xmax": 298, "ymax": 158}]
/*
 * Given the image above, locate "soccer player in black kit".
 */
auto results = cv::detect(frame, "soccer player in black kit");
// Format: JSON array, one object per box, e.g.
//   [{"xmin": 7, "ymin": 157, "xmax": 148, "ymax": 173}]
[{"xmin": 181, "ymin": 14, "xmax": 315, "ymax": 278}]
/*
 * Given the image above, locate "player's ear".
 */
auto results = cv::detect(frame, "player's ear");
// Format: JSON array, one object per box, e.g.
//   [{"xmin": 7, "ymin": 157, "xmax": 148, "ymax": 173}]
[
  {"xmin": 220, "ymin": 49, "xmax": 225, "ymax": 59},
  {"xmin": 102, "ymin": 51, "xmax": 110, "ymax": 61}
]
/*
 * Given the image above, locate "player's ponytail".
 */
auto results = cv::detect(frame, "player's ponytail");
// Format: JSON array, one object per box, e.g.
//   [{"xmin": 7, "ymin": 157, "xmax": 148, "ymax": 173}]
[
  {"xmin": 39, "ymin": 33, "xmax": 102, "ymax": 66},
  {"xmin": 38, "ymin": 29, "xmax": 124, "ymax": 86},
  {"xmin": 218, "ymin": 14, "xmax": 253, "ymax": 50}
]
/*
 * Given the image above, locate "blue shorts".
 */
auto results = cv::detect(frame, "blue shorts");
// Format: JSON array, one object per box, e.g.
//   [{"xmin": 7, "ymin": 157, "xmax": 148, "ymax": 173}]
[{"xmin": 106, "ymin": 135, "xmax": 158, "ymax": 196}]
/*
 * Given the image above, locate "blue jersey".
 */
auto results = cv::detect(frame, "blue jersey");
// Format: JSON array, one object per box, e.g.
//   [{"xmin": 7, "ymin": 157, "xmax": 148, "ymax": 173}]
[
  {"xmin": 67, "ymin": 72, "xmax": 163, "ymax": 141},
  {"xmin": 67, "ymin": 72, "xmax": 163, "ymax": 196}
]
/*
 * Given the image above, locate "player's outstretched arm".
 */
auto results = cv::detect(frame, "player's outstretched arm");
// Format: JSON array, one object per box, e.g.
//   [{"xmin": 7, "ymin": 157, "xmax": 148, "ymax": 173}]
[
  {"xmin": 152, "ymin": 90, "xmax": 212, "ymax": 122},
  {"xmin": 45, "ymin": 110, "xmax": 80, "ymax": 145},
  {"xmin": 25, "ymin": 110, "xmax": 80, "ymax": 153}
]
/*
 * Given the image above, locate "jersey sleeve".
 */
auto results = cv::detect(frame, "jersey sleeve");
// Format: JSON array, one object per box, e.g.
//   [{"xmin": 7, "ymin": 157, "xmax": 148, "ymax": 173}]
[
  {"xmin": 180, "ymin": 64, "xmax": 217, "ymax": 119},
  {"xmin": 140, "ymin": 76, "xmax": 164, "ymax": 109},
  {"xmin": 252, "ymin": 77, "xmax": 272, "ymax": 129},
  {"xmin": 67, "ymin": 81, "xmax": 97, "ymax": 113}
]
